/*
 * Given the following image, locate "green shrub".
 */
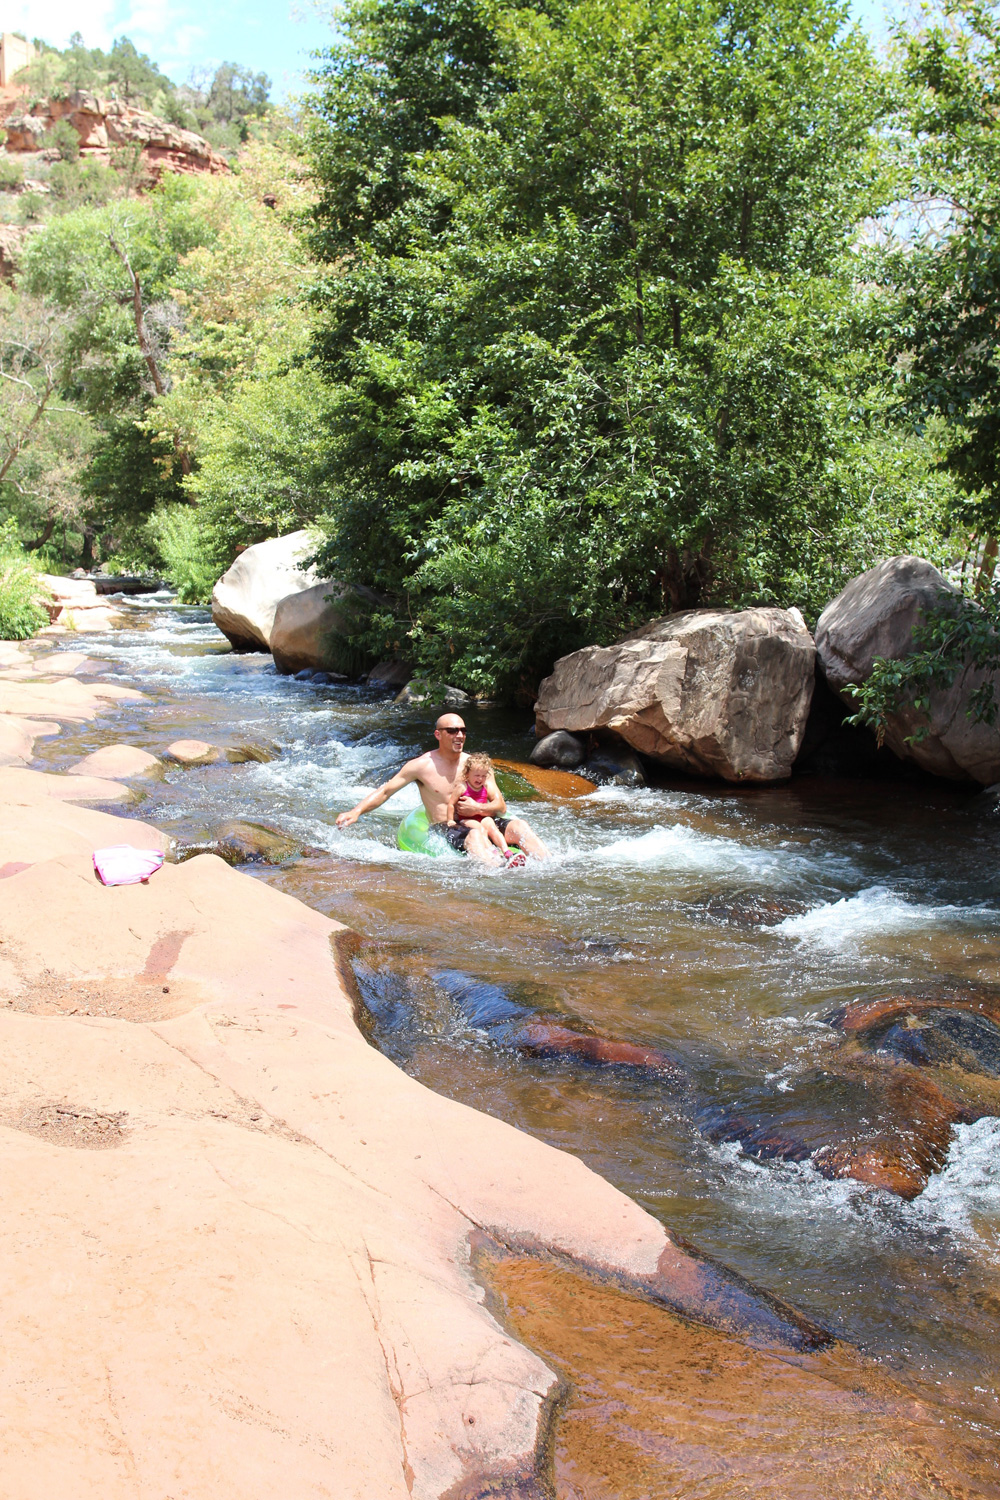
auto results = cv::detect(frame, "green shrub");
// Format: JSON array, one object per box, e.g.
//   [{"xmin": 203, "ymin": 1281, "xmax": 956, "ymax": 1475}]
[
  {"xmin": 49, "ymin": 159, "xmax": 118, "ymax": 208},
  {"xmin": 147, "ymin": 505, "xmax": 218, "ymax": 604},
  {"xmin": 41, "ymin": 119, "xmax": 80, "ymax": 163},
  {"xmin": 0, "ymin": 156, "xmax": 24, "ymax": 191},
  {"xmin": 17, "ymin": 191, "xmax": 45, "ymax": 223},
  {"xmin": 0, "ymin": 521, "xmax": 47, "ymax": 640}
]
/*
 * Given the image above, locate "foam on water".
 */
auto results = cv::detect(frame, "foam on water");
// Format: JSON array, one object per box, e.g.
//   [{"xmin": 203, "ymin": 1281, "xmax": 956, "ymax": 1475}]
[
  {"xmin": 916, "ymin": 1117, "xmax": 1000, "ymax": 1245},
  {"xmin": 578, "ymin": 821, "xmax": 853, "ymax": 890},
  {"xmin": 777, "ymin": 885, "xmax": 997, "ymax": 948}
]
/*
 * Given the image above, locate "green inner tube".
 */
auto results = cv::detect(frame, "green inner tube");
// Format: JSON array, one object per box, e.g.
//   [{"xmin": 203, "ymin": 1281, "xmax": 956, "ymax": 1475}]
[
  {"xmin": 397, "ymin": 804, "xmax": 523, "ymax": 859},
  {"xmin": 396, "ymin": 805, "xmax": 453, "ymax": 857}
]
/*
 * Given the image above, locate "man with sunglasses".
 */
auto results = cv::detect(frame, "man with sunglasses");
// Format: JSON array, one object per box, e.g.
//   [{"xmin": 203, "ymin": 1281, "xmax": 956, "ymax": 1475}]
[{"xmin": 335, "ymin": 714, "xmax": 550, "ymax": 862}]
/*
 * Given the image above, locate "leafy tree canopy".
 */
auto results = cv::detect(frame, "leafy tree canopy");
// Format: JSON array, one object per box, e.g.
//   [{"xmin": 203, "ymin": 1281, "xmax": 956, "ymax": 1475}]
[{"xmin": 305, "ymin": 0, "xmax": 945, "ymax": 696}]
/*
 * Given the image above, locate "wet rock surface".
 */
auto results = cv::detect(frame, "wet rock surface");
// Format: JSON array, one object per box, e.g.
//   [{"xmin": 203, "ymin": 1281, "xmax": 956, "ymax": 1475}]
[
  {"xmin": 431, "ymin": 970, "xmax": 687, "ymax": 1080},
  {"xmin": 697, "ymin": 1059, "xmax": 976, "ymax": 1200},
  {"xmin": 177, "ymin": 820, "xmax": 318, "ymax": 867}
]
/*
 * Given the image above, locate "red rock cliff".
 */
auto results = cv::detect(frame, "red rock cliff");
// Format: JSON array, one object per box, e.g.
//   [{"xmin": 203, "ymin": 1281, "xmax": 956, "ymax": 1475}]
[{"xmin": 4, "ymin": 90, "xmax": 229, "ymax": 179}]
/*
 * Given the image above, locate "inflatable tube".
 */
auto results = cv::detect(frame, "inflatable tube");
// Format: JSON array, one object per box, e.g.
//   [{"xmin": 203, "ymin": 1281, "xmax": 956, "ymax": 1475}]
[{"xmin": 397, "ymin": 805, "xmax": 453, "ymax": 857}]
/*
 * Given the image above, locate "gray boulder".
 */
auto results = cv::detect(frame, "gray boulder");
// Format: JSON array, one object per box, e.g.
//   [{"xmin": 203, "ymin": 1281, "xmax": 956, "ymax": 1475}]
[
  {"xmin": 815, "ymin": 556, "xmax": 1000, "ymax": 784},
  {"xmin": 211, "ymin": 532, "xmax": 318, "ymax": 651},
  {"xmin": 530, "ymin": 730, "xmax": 585, "ymax": 769},
  {"xmin": 534, "ymin": 608, "xmax": 815, "ymax": 782},
  {"xmin": 367, "ymin": 659, "xmax": 412, "ymax": 691}
]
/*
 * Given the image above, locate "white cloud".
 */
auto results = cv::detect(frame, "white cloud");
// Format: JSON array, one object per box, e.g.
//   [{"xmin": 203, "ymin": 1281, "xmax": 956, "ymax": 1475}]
[{"xmin": 10, "ymin": 0, "xmax": 119, "ymax": 49}]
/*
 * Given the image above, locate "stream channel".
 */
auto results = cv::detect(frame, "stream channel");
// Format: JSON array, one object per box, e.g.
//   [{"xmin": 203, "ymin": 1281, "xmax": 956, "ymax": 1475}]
[{"xmin": 35, "ymin": 594, "xmax": 1000, "ymax": 1494}]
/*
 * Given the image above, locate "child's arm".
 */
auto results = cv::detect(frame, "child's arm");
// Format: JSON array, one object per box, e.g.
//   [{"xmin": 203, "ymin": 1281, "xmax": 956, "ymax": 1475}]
[{"xmin": 445, "ymin": 785, "xmax": 464, "ymax": 827}]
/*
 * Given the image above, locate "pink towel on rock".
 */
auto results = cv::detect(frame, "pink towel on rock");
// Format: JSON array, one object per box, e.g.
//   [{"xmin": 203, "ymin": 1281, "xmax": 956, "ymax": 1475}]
[{"xmin": 93, "ymin": 845, "xmax": 164, "ymax": 886}]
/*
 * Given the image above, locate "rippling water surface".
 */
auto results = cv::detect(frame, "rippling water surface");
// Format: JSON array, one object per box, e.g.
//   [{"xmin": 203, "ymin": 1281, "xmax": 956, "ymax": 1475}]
[{"xmin": 37, "ymin": 596, "xmax": 1000, "ymax": 1488}]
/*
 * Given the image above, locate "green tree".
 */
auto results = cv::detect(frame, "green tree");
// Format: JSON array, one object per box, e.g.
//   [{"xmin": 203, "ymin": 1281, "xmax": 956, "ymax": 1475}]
[
  {"xmin": 207, "ymin": 63, "xmax": 271, "ymax": 124},
  {"xmin": 884, "ymin": 0, "xmax": 1000, "ymax": 588},
  {"xmin": 18, "ymin": 179, "xmax": 212, "ymax": 560},
  {"xmin": 307, "ymin": 0, "xmax": 932, "ymax": 694},
  {"xmin": 847, "ymin": 0, "xmax": 1000, "ymax": 742},
  {"xmin": 107, "ymin": 36, "xmax": 170, "ymax": 104}
]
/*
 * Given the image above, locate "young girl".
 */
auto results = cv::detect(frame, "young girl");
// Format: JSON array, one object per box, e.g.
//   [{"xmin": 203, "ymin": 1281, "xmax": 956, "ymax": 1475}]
[{"xmin": 447, "ymin": 751, "xmax": 513, "ymax": 858}]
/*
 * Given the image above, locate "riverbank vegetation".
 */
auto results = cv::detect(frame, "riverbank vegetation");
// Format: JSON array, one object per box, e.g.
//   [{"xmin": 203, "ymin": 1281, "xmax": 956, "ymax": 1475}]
[{"xmin": 1, "ymin": 0, "xmax": 998, "ymax": 695}]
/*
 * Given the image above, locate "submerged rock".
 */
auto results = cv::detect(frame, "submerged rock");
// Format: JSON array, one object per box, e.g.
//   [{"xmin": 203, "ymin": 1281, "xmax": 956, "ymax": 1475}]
[
  {"xmin": 367, "ymin": 660, "xmax": 412, "ymax": 691},
  {"xmin": 815, "ymin": 556, "xmax": 1000, "ymax": 784},
  {"xmin": 209, "ymin": 820, "xmax": 314, "ymax": 866},
  {"xmin": 432, "ymin": 970, "xmax": 686, "ymax": 1081},
  {"xmin": 535, "ymin": 607, "xmax": 815, "ymax": 782},
  {"xmin": 223, "ymin": 741, "xmax": 279, "ymax": 765},
  {"xmin": 530, "ymin": 730, "xmax": 586, "ymax": 769},
  {"xmin": 702, "ymin": 890, "xmax": 808, "ymax": 928},
  {"xmin": 492, "ymin": 757, "xmax": 597, "ymax": 799},
  {"xmin": 581, "ymin": 743, "xmax": 646, "ymax": 787},
  {"xmin": 162, "ymin": 739, "xmax": 277, "ymax": 768},
  {"xmin": 699, "ymin": 1058, "xmax": 975, "ymax": 1201},
  {"xmin": 874, "ymin": 1009, "xmax": 1000, "ymax": 1078},
  {"xmin": 211, "ymin": 532, "xmax": 319, "ymax": 652}
]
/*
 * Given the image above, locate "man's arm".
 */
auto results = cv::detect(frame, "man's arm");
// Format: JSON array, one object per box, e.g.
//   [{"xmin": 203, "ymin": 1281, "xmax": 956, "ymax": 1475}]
[
  {"xmin": 335, "ymin": 760, "xmax": 420, "ymax": 828},
  {"xmin": 454, "ymin": 772, "xmax": 506, "ymax": 821}
]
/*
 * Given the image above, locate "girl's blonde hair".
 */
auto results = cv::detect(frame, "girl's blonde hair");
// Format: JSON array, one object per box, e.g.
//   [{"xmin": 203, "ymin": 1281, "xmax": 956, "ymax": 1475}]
[{"xmin": 464, "ymin": 751, "xmax": 493, "ymax": 779}]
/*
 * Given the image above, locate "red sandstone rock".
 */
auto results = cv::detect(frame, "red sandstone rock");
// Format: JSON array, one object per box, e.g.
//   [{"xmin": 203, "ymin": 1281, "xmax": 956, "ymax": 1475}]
[
  {"xmin": 69, "ymin": 745, "xmax": 161, "ymax": 780},
  {"xmin": 4, "ymin": 92, "xmax": 229, "ymax": 181},
  {"xmin": 162, "ymin": 739, "xmax": 222, "ymax": 766},
  {"xmin": 493, "ymin": 757, "xmax": 597, "ymax": 798}
]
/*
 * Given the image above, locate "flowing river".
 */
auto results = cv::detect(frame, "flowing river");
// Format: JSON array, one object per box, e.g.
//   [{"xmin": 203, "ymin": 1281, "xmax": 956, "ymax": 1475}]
[{"xmin": 35, "ymin": 595, "xmax": 1000, "ymax": 1493}]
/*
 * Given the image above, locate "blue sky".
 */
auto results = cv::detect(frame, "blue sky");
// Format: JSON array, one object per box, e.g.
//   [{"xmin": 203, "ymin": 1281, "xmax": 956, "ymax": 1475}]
[
  {"xmin": 13, "ymin": 0, "xmax": 339, "ymax": 101},
  {"xmin": 15, "ymin": 0, "xmax": 892, "ymax": 103}
]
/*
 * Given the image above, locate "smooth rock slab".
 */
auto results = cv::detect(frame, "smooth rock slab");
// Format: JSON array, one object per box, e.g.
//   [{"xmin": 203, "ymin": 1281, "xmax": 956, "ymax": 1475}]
[
  {"xmin": 0, "ymin": 766, "xmax": 130, "ymax": 805},
  {"xmin": 815, "ymin": 556, "xmax": 1000, "ymax": 783},
  {"xmin": 536, "ymin": 608, "xmax": 816, "ymax": 782},
  {"xmin": 0, "ymin": 678, "xmax": 144, "ymax": 723},
  {"xmin": 0, "ymin": 717, "xmax": 59, "ymax": 767},
  {"xmin": 0, "ymin": 780, "xmax": 830, "ymax": 1498},
  {"xmin": 69, "ymin": 745, "xmax": 161, "ymax": 780}
]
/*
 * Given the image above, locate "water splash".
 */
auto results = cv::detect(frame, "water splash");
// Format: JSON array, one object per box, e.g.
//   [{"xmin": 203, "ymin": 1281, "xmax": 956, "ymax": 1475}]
[{"xmin": 777, "ymin": 885, "xmax": 997, "ymax": 948}]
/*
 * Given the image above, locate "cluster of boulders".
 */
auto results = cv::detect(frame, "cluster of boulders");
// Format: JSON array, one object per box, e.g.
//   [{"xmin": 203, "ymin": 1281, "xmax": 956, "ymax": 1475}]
[
  {"xmin": 4, "ymin": 91, "xmax": 229, "ymax": 178},
  {"xmin": 211, "ymin": 537, "xmax": 1000, "ymax": 786},
  {"xmin": 533, "ymin": 556, "xmax": 1000, "ymax": 786},
  {"xmin": 211, "ymin": 532, "xmax": 416, "ymax": 694}
]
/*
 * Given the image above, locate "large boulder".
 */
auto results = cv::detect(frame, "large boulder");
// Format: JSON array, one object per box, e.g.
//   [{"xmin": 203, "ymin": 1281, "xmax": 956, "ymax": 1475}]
[
  {"xmin": 534, "ymin": 608, "xmax": 815, "ymax": 782},
  {"xmin": 815, "ymin": 556, "xmax": 1000, "ymax": 784},
  {"xmin": 270, "ymin": 582, "xmax": 373, "ymax": 675},
  {"xmin": 211, "ymin": 533, "xmax": 318, "ymax": 652}
]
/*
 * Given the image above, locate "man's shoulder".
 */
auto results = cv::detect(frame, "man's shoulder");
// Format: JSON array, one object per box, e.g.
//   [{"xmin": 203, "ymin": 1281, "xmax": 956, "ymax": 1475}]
[{"xmin": 403, "ymin": 749, "xmax": 441, "ymax": 779}]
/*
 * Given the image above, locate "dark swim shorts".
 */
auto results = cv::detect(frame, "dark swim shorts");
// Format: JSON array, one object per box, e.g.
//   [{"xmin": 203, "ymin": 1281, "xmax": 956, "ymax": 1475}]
[
  {"xmin": 431, "ymin": 816, "xmax": 513, "ymax": 853},
  {"xmin": 430, "ymin": 822, "xmax": 471, "ymax": 852}
]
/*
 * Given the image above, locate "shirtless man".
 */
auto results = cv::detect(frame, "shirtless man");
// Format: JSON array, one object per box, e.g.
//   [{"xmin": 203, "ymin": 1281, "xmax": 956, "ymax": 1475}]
[{"xmin": 335, "ymin": 714, "xmax": 550, "ymax": 863}]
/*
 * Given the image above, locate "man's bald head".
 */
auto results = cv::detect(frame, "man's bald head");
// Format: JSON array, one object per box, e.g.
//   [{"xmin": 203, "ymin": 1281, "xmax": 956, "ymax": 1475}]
[{"xmin": 434, "ymin": 714, "xmax": 467, "ymax": 747}]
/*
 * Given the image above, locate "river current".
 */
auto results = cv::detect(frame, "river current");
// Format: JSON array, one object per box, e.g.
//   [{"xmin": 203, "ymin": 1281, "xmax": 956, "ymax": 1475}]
[{"xmin": 35, "ymin": 595, "xmax": 1000, "ymax": 1489}]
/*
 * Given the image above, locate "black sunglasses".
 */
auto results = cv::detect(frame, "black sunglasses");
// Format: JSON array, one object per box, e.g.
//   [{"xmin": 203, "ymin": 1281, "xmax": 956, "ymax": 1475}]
[{"xmin": 439, "ymin": 726, "xmax": 466, "ymax": 734}]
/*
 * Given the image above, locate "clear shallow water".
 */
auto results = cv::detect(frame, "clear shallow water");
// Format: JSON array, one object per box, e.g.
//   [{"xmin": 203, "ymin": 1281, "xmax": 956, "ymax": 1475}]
[{"xmin": 36, "ymin": 597, "xmax": 1000, "ymax": 1475}]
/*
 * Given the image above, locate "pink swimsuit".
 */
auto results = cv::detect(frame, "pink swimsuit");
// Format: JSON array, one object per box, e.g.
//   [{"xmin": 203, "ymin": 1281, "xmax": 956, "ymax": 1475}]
[{"xmin": 459, "ymin": 782, "xmax": 490, "ymax": 820}]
